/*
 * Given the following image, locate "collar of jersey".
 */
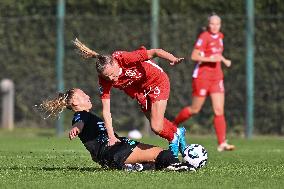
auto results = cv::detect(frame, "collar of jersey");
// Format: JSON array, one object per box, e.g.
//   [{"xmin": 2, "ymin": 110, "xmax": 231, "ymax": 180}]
[{"xmin": 210, "ymin": 33, "xmax": 219, "ymax": 39}]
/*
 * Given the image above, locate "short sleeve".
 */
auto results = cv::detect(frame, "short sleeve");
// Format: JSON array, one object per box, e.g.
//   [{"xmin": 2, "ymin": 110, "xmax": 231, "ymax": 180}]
[
  {"xmin": 112, "ymin": 46, "xmax": 148, "ymax": 65},
  {"xmin": 194, "ymin": 32, "xmax": 208, "ymax": 51},
  {"xmin": 98, "ymin": 76, "xmax": 112, "ymax": 99},
  {"xmin": 72, "ymin": 111, "xmax": 88, "ymax": 125}
]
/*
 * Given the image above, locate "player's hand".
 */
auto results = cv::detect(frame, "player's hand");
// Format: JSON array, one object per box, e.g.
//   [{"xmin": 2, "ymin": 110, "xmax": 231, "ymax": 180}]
[
  {"xmin": 170, "ymin": 58, "xmax": 184, "ymax": 66},
  {"xmin": 223, "ymin": 59, "xmax": 232, "ymax": 67},
  {"xmin": 108, "ymin": 136, "xmax": 121, "ymax": 146},
  {"xmin": 69, "ymin": 127, "xmax": 80, "ymax": 140}
]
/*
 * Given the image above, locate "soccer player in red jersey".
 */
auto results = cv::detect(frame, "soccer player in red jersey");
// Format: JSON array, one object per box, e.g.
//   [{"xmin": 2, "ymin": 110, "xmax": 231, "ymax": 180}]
[
  {"xmin": 174, "ymin": 13, "xmax": 235, "ymax": 152},
  {"xmin": 73, "ymin": 39, "xmax": 187, "ymax": 158}
]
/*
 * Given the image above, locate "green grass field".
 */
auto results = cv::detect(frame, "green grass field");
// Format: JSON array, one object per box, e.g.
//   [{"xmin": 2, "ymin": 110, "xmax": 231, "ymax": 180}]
[{"xmin": 0, "ymin": 128, "xmax": 283, "ymax": 189}]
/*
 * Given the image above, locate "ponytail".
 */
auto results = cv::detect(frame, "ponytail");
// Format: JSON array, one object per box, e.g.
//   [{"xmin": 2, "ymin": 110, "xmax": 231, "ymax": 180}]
[
  {"xmin": 72, "ymin": 38, "xmax": 100, "ymax": 59},
  {"xmin": 36, "ymin": 89, "xmax": 75, "ymax": 119},
  {"xmin": 72, "ymin": 38, "xmax": 113, "ymax": 74}
]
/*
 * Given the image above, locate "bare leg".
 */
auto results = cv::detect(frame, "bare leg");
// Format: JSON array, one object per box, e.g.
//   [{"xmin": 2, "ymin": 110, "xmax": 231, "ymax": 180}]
[
  {"xmin": 190, "ymin": 96, "xmax": 207, "ymax": 114},
  {"xmin": 210, "ymin": 93, "xmax": 224, "ymax": 116},
  {"xmin": 124, "ymin": 143, "xmax": 163, "ymax": 164}
]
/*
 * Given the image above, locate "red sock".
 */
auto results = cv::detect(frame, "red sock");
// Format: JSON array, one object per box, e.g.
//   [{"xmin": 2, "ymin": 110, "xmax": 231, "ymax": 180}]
[
  {"xmin": 174, "ymin": 106, "xmax": 192, "ymax": 125},
  {"xmin": 214, "ymin": 115, "xmax": 226, "ymax": 145},
  {"xmin": 164, "ymin": 118, "xmax": 177, "ymax": 133},
  {"xmin": 158, "ymin": 119, "xmax": 176, "ymax": 141}
]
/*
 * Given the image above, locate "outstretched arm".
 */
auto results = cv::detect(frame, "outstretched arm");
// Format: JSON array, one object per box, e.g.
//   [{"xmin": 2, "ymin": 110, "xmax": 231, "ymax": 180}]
[
  {"xmin": 146, "ymin": 49, "xmax": 184, "ymax": 65},
  {"xmin": 102, "ymin": 99, "xmax": 120, "ymax": 146}
]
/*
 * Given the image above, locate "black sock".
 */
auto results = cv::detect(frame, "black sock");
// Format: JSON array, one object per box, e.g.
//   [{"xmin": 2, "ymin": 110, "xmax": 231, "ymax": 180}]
[{"xmin": 155, "ymin": 150, "xmax": 179, "ymax": 170}]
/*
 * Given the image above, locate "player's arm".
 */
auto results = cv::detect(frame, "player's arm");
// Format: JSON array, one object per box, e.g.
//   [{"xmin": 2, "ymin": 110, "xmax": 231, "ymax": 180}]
[
  {"xmin": 99, "ymin": 78, "xmax": 119, "ymax": 145},
  {"xmin": 192, "ymin": 33, "xmax": 222, "ymax": 64},
  {"xmin": 69, "ymin": 122, "xmax": 84, "ymax": 140},
  {"xmin": 146, "ymin": 49, "xmax": 184, "ymax": 65},
  {"xmin": 191, "ymin": 49, "xmax": 222, "ymax": 63},
  {"xmin": 102, "ymin": 99, "xmax": 120, "ymax": 146}
]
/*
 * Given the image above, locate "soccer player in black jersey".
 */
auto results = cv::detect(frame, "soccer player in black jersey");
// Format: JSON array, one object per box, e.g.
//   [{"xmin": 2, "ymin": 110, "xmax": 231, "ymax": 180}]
[{"xmin": 38, "ymin": 88, "xmax": 195, "ymax": 171}]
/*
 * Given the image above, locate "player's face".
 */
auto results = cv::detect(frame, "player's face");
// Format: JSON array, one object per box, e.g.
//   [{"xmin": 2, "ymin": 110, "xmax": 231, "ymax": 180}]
[
  {"xmin": 101, "ymin": 61, "xmax": 120, "ymax": 82},
  {"xmin": 208, "ymin": 16, "xmax": 221, "ymax": 34},
  {"xmin": 71, "ymin": 89, "xmax": 92, "ymax": 111}
]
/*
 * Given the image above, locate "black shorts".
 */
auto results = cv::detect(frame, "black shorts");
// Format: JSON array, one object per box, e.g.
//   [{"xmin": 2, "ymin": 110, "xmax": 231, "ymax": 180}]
[{"xmin": 84, "ymin": 137, "xmax": 139, "ymax": 170}]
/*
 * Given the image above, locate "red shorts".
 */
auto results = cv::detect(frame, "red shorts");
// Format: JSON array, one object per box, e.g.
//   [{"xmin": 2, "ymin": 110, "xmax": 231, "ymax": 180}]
[
  {"xmin": 135, "ymin": 75, "xmax": 170, "ymax": 112},
  {"xmin": 192, "ymin": 78, "xmax": 225, "ymax": 97}
]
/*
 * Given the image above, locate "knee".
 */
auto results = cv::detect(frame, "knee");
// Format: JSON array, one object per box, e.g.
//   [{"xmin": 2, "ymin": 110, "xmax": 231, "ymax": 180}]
[
  {"xmin": 190, "ymin": 106, "xmax": 201, "ymax": 114},
  {"xmin": 214, "ymin": 107, "xmax": 224, "ymax": 116}
]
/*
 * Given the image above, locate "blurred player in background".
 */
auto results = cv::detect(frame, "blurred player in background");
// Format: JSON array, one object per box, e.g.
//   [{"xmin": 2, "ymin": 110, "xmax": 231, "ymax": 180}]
[
  {"xmin": 174, "ymin": 13, "xmax": 235, "ymax": 152},
  {"xmin": 73, "ymin": 39, "xmax": 187, "ymax": 158},
  {"xmin": 38, "ymin": 88, "xmax": 195, "ymax": 171}
]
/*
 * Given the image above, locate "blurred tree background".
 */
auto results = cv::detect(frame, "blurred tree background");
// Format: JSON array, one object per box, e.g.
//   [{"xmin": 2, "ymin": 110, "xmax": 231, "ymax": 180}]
[{"xmin": 0, "ymin": 0, "xmax": 283, "ymax": 135}]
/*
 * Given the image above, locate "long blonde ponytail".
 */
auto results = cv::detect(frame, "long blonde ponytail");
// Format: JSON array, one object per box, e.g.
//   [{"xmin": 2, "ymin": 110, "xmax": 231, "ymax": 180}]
[
  {"xmin": 36, "ymin": 89, "xmax": 75, "ymax": 119},
  {"xmin": 72, "ymin": 38, "xmax": 99, "ymax": 59}
]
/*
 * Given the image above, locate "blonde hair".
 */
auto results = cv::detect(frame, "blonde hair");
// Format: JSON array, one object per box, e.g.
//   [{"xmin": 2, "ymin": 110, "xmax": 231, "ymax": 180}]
[
  {"xmin": 72, "ymin": 38, "xmax": 113, "ymax": 73},
  {"xmin": 36, "ymin": 89, "xmax": 75, "ymax": 119},
  {"xmin": 207, "ymin": 12, "xmax": 221, "ymax": 23},
  {"xmin": 72, "ymin": 38, "xmax": 99, "ymax": 59}
]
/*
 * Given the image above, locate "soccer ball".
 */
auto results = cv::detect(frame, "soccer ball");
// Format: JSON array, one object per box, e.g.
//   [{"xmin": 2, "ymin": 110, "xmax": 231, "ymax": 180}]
[
  {"xmin": 128, "ymin": 129, "xmax": 142, "ymax": 139},
  {"xmin": 182, "ymin": 144, "xmax": 208, "ymax": 169}
]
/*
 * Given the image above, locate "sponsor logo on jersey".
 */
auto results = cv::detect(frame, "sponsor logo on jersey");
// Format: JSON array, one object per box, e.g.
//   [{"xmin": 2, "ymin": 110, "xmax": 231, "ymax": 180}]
[
  {"xmin": 211, "ymin": 47, "xmax": 223, "ymax": 54},
  {"xmin": 125, "ymin": 69, "xmax": 142, "ymax": 79}
]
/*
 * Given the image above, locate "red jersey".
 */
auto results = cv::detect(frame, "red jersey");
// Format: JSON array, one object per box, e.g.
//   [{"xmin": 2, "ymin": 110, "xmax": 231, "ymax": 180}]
[
  {"xmin": 192, "ymin": 31, "xmax": 224, "ymax": 80},
  {"xmin": 99, "ymin": 47, "xmax": 168, "ymax": 100}
]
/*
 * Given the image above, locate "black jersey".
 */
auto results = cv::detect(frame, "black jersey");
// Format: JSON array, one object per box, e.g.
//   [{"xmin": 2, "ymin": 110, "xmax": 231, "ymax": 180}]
[
  {"xmin": 72, "ymin": 111, "xmax": 108, "ymax": 144},
  {"xmin": 72, "ymin": 111, "xmax": 139, "ymax": 169}
]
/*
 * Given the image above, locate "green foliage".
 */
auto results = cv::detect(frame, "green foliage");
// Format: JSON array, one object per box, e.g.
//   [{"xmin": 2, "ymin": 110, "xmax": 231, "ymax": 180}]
[
  {"xmin": 0, "ymin": 130, "xmax": 283, "ymax": 188},
  {"xmin": 0, "ymin": 0, "xmax": 283, "ymax": 134}
]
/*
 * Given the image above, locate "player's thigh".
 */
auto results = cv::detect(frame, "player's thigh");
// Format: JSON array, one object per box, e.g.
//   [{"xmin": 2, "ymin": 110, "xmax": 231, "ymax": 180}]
[
  {"xmin": 151, "ymin": 100, "xmax": 167, "ymax": 119},
  {"xmin": 191, "ymin": 96, "xmax": 206, "ymax": 113},
  {"xmin": 210, "ymin": 93, "xmax": 225, "ymax": 115},
  {"xmin": 125, "ymin": 143, "xmax": 163, "ymax": 164}
]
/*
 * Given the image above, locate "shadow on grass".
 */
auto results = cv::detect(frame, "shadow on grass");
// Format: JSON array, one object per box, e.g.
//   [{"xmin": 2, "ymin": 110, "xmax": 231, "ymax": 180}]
[{"xmin": 0, "ymin": 166, "xmax": 105, "ymax": 172}]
